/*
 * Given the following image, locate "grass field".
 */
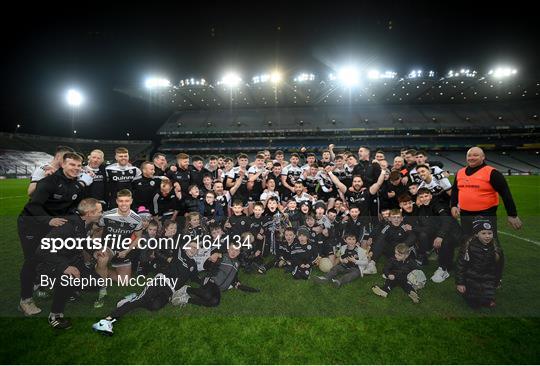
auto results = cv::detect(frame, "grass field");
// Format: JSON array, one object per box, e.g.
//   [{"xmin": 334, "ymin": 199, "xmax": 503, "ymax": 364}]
[{"xmin": 0, "ymin": 177, "xmax": 539, "ymax": 364}]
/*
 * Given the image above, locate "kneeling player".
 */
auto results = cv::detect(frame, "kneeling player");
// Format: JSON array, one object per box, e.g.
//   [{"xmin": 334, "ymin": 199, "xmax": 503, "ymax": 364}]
[{"xmin": 35, "ymin": 198, "xmax": 104, "ymax": 329}]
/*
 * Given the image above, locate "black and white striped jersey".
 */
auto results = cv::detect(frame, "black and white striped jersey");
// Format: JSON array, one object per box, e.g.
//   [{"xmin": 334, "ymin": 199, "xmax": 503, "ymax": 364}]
[
  {"xmin": 99, "ymin": 208, "xmax": 143, "ymax": 251},
  {"xmin": 225, "ymin": 166, "xmax": 249, "ymax": 198},
  {"xmin": 315, "ymin": 171, "xmax": 335, "ymax": 192},
  {"xmin": 409, "ymin": 165, "xmax": 446, "ymax": 185},
  {"xmin": 418, "ymin": 171, "xmax": 452, "ymax": 197},
  {"xmin": 293, "ymin": 192, "xmax": 315, "ymax": 205},
  {"xmin": 105, "ymin": 163, "xmax": 142, "ymax": 204},
  {"xmin": 281, "ymin": 164, "xmax": 303, "ymax": 186}
]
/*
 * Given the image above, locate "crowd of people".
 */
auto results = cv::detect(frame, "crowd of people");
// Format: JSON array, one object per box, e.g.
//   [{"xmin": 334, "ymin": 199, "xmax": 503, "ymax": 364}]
[{"xmin": 17, "ymin": 143, "xmax": 523, "ymax": 335}]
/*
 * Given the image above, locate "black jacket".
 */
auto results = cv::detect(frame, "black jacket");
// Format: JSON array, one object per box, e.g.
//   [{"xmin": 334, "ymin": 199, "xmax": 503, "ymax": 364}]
[
  {"xmin": 22, "ymin": 169, "xmax": 83, "ymax": 226},
  {"xmin": 352, "ymin": 160, "xmax": 381, "ymax": 186},
  {"xmin": 417, "ymin": 200, "xmax": 461, "ymax": 240},
  {"xmin": 383, "ymin": 256, "xmax": 418, "ymax": 279},
  {"xmin": 35, "ymin": 214, "xmax": 89, "ymax": 275},
  {"xmin": 455, "ymin": 237, "xmax": 503, "ymax": 299}
]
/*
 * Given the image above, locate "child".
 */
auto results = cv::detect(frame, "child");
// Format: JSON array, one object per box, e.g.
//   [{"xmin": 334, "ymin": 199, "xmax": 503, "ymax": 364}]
[
  {"xmin": 192, "ymin": 223, "xmax": 223, "ymax": 272},
  {"xmin": 273, "ymin": 227, "xmax": 295, "ymax": 271},
  {"xmin": 283, "ymin": 199, "xmax": 302, "ymax": 229},
  {"xmin": 224, "ymin": 199, "xmax": 252, "ymax": 238},
  {"xmin": 304, "ymin": 213, "xmax": 330, "ymax": 261},
  {"xmin": 371, "ymin": 209, "xmax": 416, "ymax": 261},
  {"xmin": 314, "ymin": 233, "xmax": 375, "ymax": 287},
  {"xmin": 137, "ymin": 219, "xmax": 159, "ymax": 275},
  {"xmin": 290, "ymin": 227, "xmax": 318, "ymax": 280},
  {"xmin": 455, "ymin": 218, "xmax": 503, "ymax": 309},
  {"xmin": 372, "ymin": 243, "xmax": 420, "ymax": 303},
  {"xmin": 182, "ymin": 185, "xmax": 202, "ymax": 214},
  {"xmin": 154, "ymin": 219, "xmax": 178, "ymax": 272},
  {"xmin": 238, "ymin": 232, "xmax": 266, "ymax": 274},
  {"xmin": 264, "ymin": 198, "xmax": 290, "ymax": 255},
  {"xmin": 247, "ymin": 202, "xmax": 271, "ymax": 271},
  {"xmin": 199, "ymin": 191, "xmax": 224, "ymax": 225},
  {"xmin": 183, "ymin": 211, "xmax": 207, "ymax": 238}
]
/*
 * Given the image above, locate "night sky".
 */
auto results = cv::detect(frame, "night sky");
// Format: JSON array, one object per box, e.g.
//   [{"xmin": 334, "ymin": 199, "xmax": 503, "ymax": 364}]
[{"xmin": 2, "ymin": 1, "xmax": 539, "ymax": 140}]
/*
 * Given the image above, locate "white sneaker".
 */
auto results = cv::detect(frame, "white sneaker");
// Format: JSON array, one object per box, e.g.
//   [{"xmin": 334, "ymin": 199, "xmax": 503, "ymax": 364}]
[
  {"xmin": 19, "ymin": 299, "xmax": 41, "ymax": 316},
  {"xmin": 431, "ymin": 267, "xmax": 450, "ymax": 283},
  {"xmin": 116, "ymin": 293, "xmax": 137, "ymax": 308},
  {"xmin": 92, "ymin": 318, "xmax": 115, "ymax": 336}
]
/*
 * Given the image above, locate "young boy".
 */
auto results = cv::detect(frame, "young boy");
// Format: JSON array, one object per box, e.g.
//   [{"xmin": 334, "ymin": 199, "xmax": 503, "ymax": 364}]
[
  {"xmin": 289, "ymin": 227, "xmax": 318, "ymax": 280},
  {"xmin": 314, "ymin": 233, "xmax": 375, "ymax": 287},
  {"xmin": 371, "ymin": 209, "xmax": 416, "ymax": 261},
  {"xmin": 273, "ymin": 227, "xmax": 295, "ymax": 271},
  {"xmin": 455, "ymin": 218, "xmax": 503, "ymax": 309},
  {"xmin": 137, "ymin": 219, "xmax": 159, "ymax": 275},
  {"xmin": 224, "ymin": 199, "xmax": 252, "ymax": 238},
  {"xmin": 372, "ymin": 243, "xmax": 421, "ymax": 303},
  {"xmin": 246, "ymin": 202, "xmax": 271, "ymax": 271}
]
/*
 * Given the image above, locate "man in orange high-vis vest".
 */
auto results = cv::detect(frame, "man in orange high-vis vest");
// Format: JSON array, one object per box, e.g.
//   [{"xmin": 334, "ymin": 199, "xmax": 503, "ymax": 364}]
[{"xmin": 450, "ymin": 147, "xmax": 522, "ymax": 237}]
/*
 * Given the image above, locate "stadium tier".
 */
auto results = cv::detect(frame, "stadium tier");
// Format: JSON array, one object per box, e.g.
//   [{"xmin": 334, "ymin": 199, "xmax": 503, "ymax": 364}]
[
  {"xmin": 0, "ymin": 132, "xmax": 152, "ymax": 177},
  {"xmin": 156, "ymin": 101, "xmax": 539, "ymax": 137}
]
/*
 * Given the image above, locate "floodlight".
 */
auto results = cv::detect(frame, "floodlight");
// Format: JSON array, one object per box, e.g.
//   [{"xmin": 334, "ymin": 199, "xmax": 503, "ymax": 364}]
[
  {"xmin": 270, "ymin": 71, "xmax": 282, "ymax": 84},
  {"xmin": 145, "ymin": 77, "xmax": 171, "ymax": 89},
  {"xmin": 337, "ymin": 66, "xmax": 360, "ymax": 87},
  {"xmin": 220, "ymin": 72, "xmax": 242, "ymax": 87},
  {"xmin": 489, "ymin": 67, "xmax": 517, "ymax": 78},
  {"xmin": 66, "ymin": 89, "xmax": 83, "ymax": 107}
]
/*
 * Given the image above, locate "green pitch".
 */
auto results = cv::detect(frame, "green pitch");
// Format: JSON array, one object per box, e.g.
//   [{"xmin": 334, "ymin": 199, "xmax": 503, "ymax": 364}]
[{"xmin": 0, "ymin": 177, "xmax": 539, "ymax": 364}]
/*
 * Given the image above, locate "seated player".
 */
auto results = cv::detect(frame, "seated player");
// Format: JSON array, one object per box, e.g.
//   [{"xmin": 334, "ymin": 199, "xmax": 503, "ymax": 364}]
[
  {"xmin": 92, "ymin": 241, "xmax": 201, "ymax": 336},
  {"xmin": 93, "ymin": 189, "xmax": 143, "ymax": 308},
  {"xmin": 314, "ymin": 233, "xmax": 375, "ymax": 288},
  {"xmin": 273, "ymin": 227, "xmax": 296, "ymax": 271},
  {"xmin": 177, "ymin": 244, "xmax": 260, "ymax": 308},
  {"xmin": 371, "ymin": 243, "xmax": 421, "ymax": 303},
  {"xmin": 289, "ymin": 227, "xmax": 318, "ymax": 280}
]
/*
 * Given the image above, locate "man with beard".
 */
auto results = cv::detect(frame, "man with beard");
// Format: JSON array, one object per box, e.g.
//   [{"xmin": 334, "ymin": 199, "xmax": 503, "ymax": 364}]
[
  {"xmin": 352, "ymin": 146, "xmax": 381, "ymax": 187},
  {"xmin": 327, "ymin": 166, "xmax": 385, "ymax": 217}
]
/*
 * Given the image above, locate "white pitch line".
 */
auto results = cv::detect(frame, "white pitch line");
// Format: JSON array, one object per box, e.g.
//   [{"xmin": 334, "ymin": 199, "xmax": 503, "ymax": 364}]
[
  {"xmin": 0, "ymin": 195, "xmax": 26, "ymax": 200},
  {"xmin": 499, "ymin": 231, "xmax": 540, "ymax": 246}
]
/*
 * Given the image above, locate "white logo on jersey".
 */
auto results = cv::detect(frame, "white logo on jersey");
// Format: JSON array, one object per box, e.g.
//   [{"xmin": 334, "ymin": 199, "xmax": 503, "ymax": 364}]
[{"xmin": 72, "ymin": 194, "xmax": 78, "ymax": 200}]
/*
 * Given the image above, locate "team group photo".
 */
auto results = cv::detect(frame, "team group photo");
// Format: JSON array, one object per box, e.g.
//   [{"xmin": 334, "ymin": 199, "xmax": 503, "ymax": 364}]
[{"xmin": 1, "ymin": 2, "xmax": 539, "ymax": 365}]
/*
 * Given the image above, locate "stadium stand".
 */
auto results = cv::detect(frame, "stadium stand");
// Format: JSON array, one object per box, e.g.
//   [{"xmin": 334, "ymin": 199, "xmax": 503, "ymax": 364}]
[
  {"xmin": 0, "ymin": 132, "xmax": 153, "ymax": 178},
  {"xmin": 0, "ymin": 150, "xmax": 53, "ymax": 176}
]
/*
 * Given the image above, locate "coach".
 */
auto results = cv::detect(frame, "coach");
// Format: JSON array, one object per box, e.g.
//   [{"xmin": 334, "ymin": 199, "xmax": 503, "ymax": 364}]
[
  {"xmin": 450, "ymin": 147, "xmax": 522, "ymax": 236},
  {"xmin": 17, "ymin": 152, "xmax": 91, "ymax": 316}
]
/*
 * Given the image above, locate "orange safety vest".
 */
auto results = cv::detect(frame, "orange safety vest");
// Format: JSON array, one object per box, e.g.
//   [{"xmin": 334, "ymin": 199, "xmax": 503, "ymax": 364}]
[{"xmin": 456, "ymin": 165, "xmax": 499, "ymax": 211}]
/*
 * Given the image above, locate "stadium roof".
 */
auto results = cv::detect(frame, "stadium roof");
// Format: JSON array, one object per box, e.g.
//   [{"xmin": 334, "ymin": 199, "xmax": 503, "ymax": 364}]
[{"xmin": 119, "ymin": 70, "xmax": 540, "ymax": 111}]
